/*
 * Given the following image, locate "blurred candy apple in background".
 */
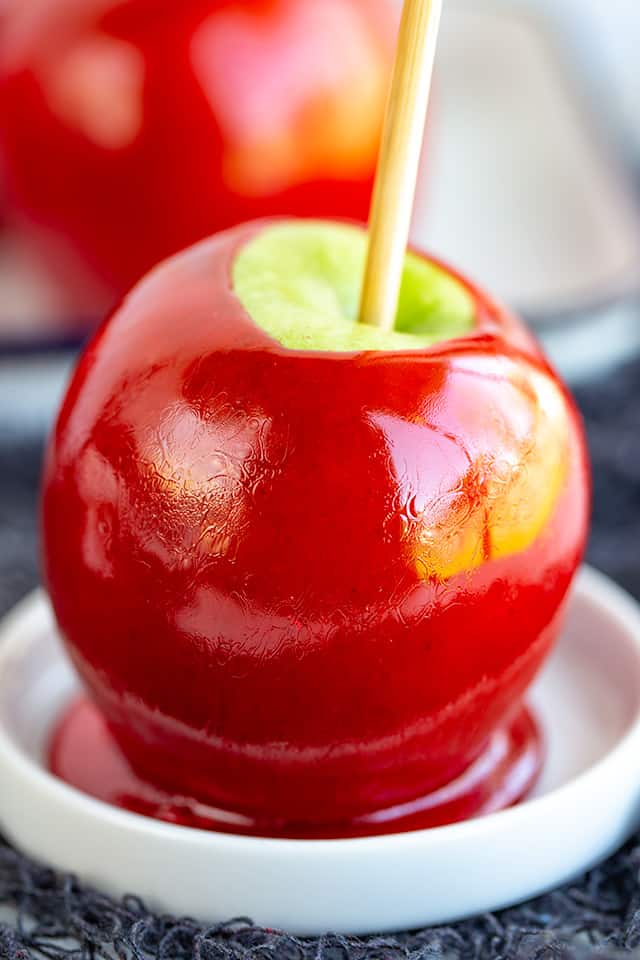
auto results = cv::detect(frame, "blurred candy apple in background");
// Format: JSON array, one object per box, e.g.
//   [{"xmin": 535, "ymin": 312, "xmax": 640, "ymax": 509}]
[{"xmin": 0, "ymin": 0, "xmax": 395, "ymax": 316}]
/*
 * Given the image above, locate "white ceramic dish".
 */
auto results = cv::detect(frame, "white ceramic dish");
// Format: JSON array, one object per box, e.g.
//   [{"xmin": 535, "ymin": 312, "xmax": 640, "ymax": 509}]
[{"xmin": 0, "ymin": 565, "xmax": 639, "ymax": 935}]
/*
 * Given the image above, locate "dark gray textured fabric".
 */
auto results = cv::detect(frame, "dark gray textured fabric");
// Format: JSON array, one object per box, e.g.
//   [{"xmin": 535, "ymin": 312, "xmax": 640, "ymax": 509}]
[{"xmin": 0, "ymin": 359, "xmax": 639, "ymax": 959}]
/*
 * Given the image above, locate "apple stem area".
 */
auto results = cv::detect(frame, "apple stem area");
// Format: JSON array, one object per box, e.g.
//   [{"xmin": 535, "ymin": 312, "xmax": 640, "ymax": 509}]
[{"xmin": 358, "ymin": 0, "xmax": 442, "ymax": 333}]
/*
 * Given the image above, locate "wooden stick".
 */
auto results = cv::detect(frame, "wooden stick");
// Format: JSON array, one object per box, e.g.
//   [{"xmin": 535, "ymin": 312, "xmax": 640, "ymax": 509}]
[{"xmin": 358, "ymin": 0, "xmax": 443, "ymax": 330}]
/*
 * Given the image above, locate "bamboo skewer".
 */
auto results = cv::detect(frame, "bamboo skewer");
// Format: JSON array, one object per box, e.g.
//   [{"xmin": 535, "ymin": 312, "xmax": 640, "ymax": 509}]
[{"xmin": 358, "ymin": 0, "xmax": 443, "ymax": 331}]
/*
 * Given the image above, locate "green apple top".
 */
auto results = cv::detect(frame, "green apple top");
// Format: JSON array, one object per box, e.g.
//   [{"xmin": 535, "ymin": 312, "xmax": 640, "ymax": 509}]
[{"xmin": 232, "ymin": 221, "xmax": 475, "ymax": 352}]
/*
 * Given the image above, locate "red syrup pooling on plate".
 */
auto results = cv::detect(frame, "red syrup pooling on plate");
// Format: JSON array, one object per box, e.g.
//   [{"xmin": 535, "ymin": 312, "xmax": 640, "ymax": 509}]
[{"xmin": 48, "ymin": 698, "xmax": 543, "ymax": 839}]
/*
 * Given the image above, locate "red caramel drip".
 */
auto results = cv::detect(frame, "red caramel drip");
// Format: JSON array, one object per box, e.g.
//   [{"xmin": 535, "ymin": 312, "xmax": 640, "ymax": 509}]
[{"xmin": 49, "ymin": 698, "xmax": 543, "ymax": 839}]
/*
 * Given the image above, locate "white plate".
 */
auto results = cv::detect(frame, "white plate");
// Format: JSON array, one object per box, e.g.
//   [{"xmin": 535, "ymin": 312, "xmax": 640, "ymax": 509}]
[{"xmin": 0, "ymin": 566, "xmax": 640, "ymax": 935}]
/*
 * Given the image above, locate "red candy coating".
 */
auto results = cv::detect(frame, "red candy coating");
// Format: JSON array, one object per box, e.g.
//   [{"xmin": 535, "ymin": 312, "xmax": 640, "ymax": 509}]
[
  {"xmin": 42, "ymin": 220, "xmax": 589, "ymax": 826},
  {"xmin": 49, "ymin": 697, "xmax": 543, "ymax": 838}
]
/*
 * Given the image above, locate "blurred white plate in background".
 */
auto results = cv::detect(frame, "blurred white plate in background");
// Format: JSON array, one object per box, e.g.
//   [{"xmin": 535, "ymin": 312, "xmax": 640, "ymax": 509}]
[{"xmin": 413, "ymin": 0, "xmax": 640, "ymax": 318}]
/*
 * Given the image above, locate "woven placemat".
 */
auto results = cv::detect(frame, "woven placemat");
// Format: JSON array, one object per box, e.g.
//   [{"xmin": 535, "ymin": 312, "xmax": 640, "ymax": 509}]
[{"xmin": 0, "ymin": 358, "xmax": 639, "ymax": 960}]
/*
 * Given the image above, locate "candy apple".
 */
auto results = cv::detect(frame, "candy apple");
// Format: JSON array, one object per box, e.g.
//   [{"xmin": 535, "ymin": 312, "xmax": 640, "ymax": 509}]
[
  {"xmin": 0, "ymin": 0, "xmax": 395, "ymax": 314},
  {"xmin": 42, "ymin": 219, "xmax": 589, "ymax": 826}
]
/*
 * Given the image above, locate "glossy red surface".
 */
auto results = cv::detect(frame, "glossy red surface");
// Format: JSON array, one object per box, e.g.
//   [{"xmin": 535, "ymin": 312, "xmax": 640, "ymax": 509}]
[
  {"xmin": 0, "ymin": 0, "xmax": 394, "ymax": 311},
  {"xmin": 49, "ymin": 697, "xmax": 543, "ymax": 838},
  {"xmin": 41, "ymin": 219, "xmax": 590, "ymax": 826}
]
